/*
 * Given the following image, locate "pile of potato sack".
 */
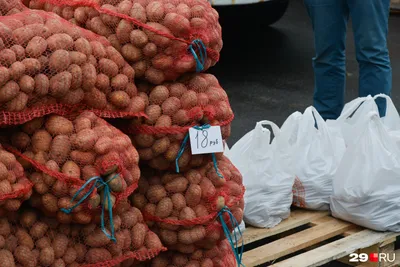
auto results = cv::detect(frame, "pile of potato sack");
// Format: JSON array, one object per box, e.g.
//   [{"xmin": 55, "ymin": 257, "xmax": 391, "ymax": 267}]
[{"xmin": 0, "ymin": 0, "xmax": 245, "ymax": 265}]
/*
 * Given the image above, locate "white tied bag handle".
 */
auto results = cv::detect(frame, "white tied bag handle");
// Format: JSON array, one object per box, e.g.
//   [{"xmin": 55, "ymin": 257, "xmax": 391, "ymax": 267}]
[
  {"xmin": 373, "ymin": 94, "xmax": 400, "ymax": 132},
  {"xmin": 292, "ymin": 106, "xmax": 345, "ymax": 210}
]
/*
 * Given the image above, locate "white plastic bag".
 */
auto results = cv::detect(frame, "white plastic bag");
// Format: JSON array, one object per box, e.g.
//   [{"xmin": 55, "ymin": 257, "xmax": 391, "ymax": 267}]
[
  {"xmin": 330, "ymin": 111, "xmax": 400, "ymax": 232},
  {"xmin": 326, "ymin": 94, "xmax": 400, "ymax": 146},
  {"xmin": 289, "ymin": 107, "xmax": 346, "ymax": 210},
  {"xmin": 229, "ymin": 120, "xmax": 294, "ymax": 228}
]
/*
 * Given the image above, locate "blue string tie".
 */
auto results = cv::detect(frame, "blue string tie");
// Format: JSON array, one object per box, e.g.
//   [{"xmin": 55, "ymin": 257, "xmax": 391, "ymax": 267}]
[
  {"xmin": 218, "ymin": 206, "xmax": 245, "ymax": 267},
  {"xmin": 175, "ymin": 124, "xmax": 223, "ymax": 178},
  {"xmin": 60, "ymin": 175, "xmax": 118, "ymax": 242},
  {"xmin": 188, "ymin": 39, "xmax": 207, "ymax": 73}
]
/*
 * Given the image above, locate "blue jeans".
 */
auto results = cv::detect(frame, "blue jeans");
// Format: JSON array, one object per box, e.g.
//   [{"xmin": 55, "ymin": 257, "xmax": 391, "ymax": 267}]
[{"xmin": 305, "ymin": 0, "xmax": 392, "ymax": 119}]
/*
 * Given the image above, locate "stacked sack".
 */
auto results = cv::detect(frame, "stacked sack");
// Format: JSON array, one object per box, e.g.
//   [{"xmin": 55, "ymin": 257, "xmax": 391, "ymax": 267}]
[
  {"xmin": 3, "ymin": 0, "xmax": 245, "ymax": 266},
  {"xmin": 0, "ymin": 7, "xmax": 167, "ymax": 266}
]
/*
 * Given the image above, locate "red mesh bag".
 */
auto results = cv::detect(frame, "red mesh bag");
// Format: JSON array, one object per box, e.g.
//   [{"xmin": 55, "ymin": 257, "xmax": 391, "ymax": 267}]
[
  {"xmin": 0, "ymin": 206, "xmax": 166, "ymax": 267},
  {"xmin": 130, "ymin": 156, "xmax": 245, "ymax": 253},
  {"xmin": 136, "ymin": 239, "xmax": 237, "ymax": 267},
  {"xmin": 115, "ymin": 73, "xmax": 233, "ymax": 171},
  {"xmin": 1, "ymin": 111, "xmax": 141, "ymax": 225},
  {"xmin": 0, "ymin": 10, "xmax": 146, "ymax": 126},
  {"xmin": 0, "ymin": 0, "xmax": 27, "ymax": 16},
  {"xmin": 0, "ymin": 144, "xmax": 32, "ymax": 211},
  {"xmin": 28, "ymin": 0, "xmax": 222, "ymax": 84}
]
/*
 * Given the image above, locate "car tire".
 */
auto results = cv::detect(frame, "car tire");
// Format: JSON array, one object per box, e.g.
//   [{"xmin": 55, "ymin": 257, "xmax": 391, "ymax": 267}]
[{"xmin": 215, "ymin": 0, "xmax": 289, "ymax": 26}]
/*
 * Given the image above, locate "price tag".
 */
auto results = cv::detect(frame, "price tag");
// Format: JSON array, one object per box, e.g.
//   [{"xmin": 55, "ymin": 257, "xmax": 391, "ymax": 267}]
[{"xmin": 189, "ymin": 126, "xmax": 224, "ymax": 155}]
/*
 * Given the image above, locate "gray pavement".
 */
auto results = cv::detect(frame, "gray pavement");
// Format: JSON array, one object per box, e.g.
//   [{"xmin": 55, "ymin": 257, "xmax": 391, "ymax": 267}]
[{"xmin": 212, "ymin": 0, "xmax": 400, "ymax": 146}]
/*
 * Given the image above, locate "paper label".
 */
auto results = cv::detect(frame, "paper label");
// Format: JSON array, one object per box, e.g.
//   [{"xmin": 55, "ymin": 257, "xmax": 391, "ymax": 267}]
[{"xmin": 189, "ymin": 126, "xmax": 224, "ymax": 155}]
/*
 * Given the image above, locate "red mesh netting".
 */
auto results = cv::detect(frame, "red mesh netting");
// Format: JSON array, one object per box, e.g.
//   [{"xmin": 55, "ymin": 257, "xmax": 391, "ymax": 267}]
[
  {"xmin": 136, "ymin": 239, "xmax": 237, "ymax": 267},
  {"xmin": 0, "ymin": 0, "xmax": 27, "ymax": 16},
  {"xmin": 130, "ymin": 156, "xmax": 245, "ymax": 253},
  {"xmin": 28, "ymin": 0, "xmax": 222, "ymax": 84},
  {"xmin": 0, "ymin": 9, "xmax": 146, "ymax": 127},
  {"xmin": 112, "ymin": 73, "xmax": 233, "ymax": 171},
  {"xmin": 0, "ymin": 112, "xmax": 141, "ymax": 224},
  {"xmin": 0, "ymin": 205, "xmax": 166, "ymax": 267},
  {"xmin": 0, "ymin": 144, "xmax": 33, "ymax": 211}
]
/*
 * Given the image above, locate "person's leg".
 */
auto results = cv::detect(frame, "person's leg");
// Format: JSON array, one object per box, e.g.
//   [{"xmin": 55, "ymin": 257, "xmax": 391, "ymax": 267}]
[
  {"xmin": 304, "ymin": 0, "xmax": 349, "ymax": 120},
  {"xmin": 348, "ymin": 0, "xmax": 392, "ymax": 117}
]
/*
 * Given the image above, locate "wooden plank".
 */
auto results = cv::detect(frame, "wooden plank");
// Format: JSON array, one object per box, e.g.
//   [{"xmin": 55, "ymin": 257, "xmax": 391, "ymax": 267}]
[
  {"xmin": 381, "ymin": 244, "xmax": 397, "ymax": 267},
  {"xmin": 242, "ymin": 210, "xmax": 330, "ymax": 246},
  {"xmin": 358, "ymin": 244, "xmax": 380, "ymax": 267},
  {"xmin": 271, "ymin": 230, "xmax": 398, "ymax": 267},
  {"xmin": 242, "ymin": 216, "xmax": 353, "ymax": 267},
  {"xmin": 343, "ymin": 227, "xmax": 363, "ymax": 237}
]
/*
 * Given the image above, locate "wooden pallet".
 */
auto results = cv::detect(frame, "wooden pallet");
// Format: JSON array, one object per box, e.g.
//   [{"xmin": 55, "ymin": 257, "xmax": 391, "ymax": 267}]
[{"xmin": 240, "ymin": 210, "xmax": 400, "ymax": 267}]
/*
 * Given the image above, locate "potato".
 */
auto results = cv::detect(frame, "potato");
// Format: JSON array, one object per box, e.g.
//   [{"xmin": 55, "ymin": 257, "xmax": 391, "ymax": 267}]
[
  {"xmin": 0, "ymin": 250, "xmax": 15, "ymax": 267},
  {"xmin": 132, "ymin": 60, "xmax": 147, "ymax": 78},
  {"xmin": 85, "ymin": 229, "xmax": 111, "ymax": 248},
  {"xmin": 142, "ymin": 42, "xmax": 157, "ymax": 58},
  {"xmin": 53, "ymin": 234, "xmax": 68, "ymax": 259},
  {"xmin": 30, "ymin": 221, "xmax": 48, "ymax": 239},
  {"xmin": 74, "ymin": 37, "xmax": 92, "ymax": 55},
  {"xmin": 145, "ymin": 231, "xmax": 163, "ymax": 249},
  {"xmin": 163, "ymin": 13, "xmax": 190, "ymax": 35},
  {"xmin": 131, "ymin": 223, "xmax": 146, "ymax": 249},
  {"xmin": 10, "ymin": 45, "xmax": 25, "ymax": 61},
  {"xmin": 130, "ymin": 30, "xmax": 148, "ymax": 48},
  {"xmin": 178, "ymin": 226, "xmax": 206, "ymax": 245},
  {"xmin": 47, "ymin": 33, "xmax": 74, "ymax": 51},
  {"xmin": 121, "ymin": 44, "xmax": 142, "ymax": 62},
  {"xmin": 0, "ymin": 81, "xmax": 19, "ymax": 103},
  {"xmin": 14, "ymin": 246, "xmax": 36, "ymax": 267},
  {"xmin": 4, "ymin": 92, "xmax": 28, "ymax": 111},
  {"xmin": 155, "ymin": 197, "xmax": 173, "ymax": 219},
  {"xmin": 85, "ymin": 248, "xmax": 112, "ymax": 264},
  {"xmin": 69, "ymin": 52, "xmax": 86, "ymax": 66},
  {"xmin": 18, "ymin": 75, "xmax": 35, "ymax": 94},
  {"xmin": 49, "ymin": 71, "xmax": 72, "ymax": 98},
  {"xmin": 15, "ymin": 230, "xmax": 34, "ymax": 250},
  {"xmin": 145, "ymin": 67, "xmax": 165, "ymax": 85},
  {"xmin": 22, "ymin": 58, "xmax": 41, "ymax": 75},
  {"xmin": 73, "ymin": 129, "xmax": 97, "ymax": 151},
  {"xmin": 130, "ymin": 3, "xmax": 147, "ymax": 23},
  {"xmin": 146, "ymin": 185, "xmax": 167, "ymax": 204},
  {"xmin": 81, "ymin": 63, "xmax": 96, "ymax": 91},
  {"xmin": 63, "ymin": 247, "xmax": 77, "ymax": 264},
  {"xmin": 98, "ymin": 58, "xmax": 119, "ymax": 78},
  {"xmin": 49, "ymin": 50, "xmax": 70, "ymax": 72},
  {"xmin": 31, "ymin": 129, "xmax": 52, "ymax": 153},
  {"xmin": 0, "ymin": 67, "xmax": 9, "ymax": 87},
  {"xmin": 164, "ymin": 177, "xmax": 188, "ymax": 193},
  {"xmin": 20, "ymin": 211, "xmax": 37, "ymax": 229},
  {"xmin": 95, "ymin": 73, "xmax": 110, "ymax": 93},
  {"xmin": 45, "ymin": 116, "xmax": 73, "ymax": 135},
  {"xmin": 199, "ymin": 178, "xmax": 216, "ymax": 200},
  {"xmin": 159, "ymin": 229, "xmax": 177, "ymax": 246},
  {"xmin": 61, "ymin": 161, "xmax": 80, "ymax": 178},
  {"xmin": 49, "ymin": 135, "xmax": 71, "ymax": 164},
  {"xmin": 176, "ymin": 3, "xmax": 191, "ymax": 18},
  {"xmin": 25, "ymin": 36, "xmax": 47, "ymax": 58},
  {"xmin": 0, "ymin": 49, "xmax": 16, "ymax": 67},
  {"xmin": 33, "ymin": 74, "xmax": 49, "ymax": 96},
  {"xmin": 39, "ymin": 247, "xmax": 55, "ymax": 266}
]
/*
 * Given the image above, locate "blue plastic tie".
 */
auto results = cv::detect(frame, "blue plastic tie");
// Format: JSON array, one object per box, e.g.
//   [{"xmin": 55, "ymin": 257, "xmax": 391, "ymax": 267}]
[
  {"xmin": 218, "ymin": 207, "xmax": 245, "ymax": 267},
  {"xmin": 175, "ymin": 124, "xmax": 223, "ymax": 177},
  {"xmin": 188, "ymin": 39, "xmax": 207, "ymax": 72},
  {"xmin": 60, "ymin": 175, "xmax": 118, "ymax": 242}
]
